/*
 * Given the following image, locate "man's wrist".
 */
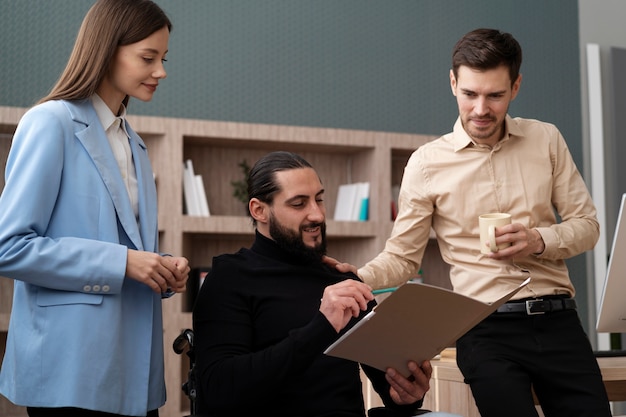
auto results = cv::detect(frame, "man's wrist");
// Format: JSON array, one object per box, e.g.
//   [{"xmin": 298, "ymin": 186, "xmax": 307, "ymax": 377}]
[{"xmin": 533, "ymin": 229, "xmax": 546, "ymax": 255}]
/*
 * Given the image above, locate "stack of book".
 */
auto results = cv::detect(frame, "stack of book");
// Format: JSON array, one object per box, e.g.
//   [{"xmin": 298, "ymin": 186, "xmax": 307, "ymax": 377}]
[{"xmin": 183, "ymin": 159, "xmax": 210, "ymax": 216}]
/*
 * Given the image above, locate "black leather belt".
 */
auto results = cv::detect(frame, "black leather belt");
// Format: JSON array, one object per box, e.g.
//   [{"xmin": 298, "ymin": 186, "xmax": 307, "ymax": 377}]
[{"xmin": 496, "ymin": 297, "xmax": 577, "ymax": 315}]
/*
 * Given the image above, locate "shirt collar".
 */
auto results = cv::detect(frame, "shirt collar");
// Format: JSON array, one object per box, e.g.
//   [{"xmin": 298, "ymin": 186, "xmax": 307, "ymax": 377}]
[
  {"xmin": 91, "ymin": 94, "xmax": 128, "ymax": 134},
  {"xmin": 451, "ymin": 114, "xmax": 523, "ymax": 152}
]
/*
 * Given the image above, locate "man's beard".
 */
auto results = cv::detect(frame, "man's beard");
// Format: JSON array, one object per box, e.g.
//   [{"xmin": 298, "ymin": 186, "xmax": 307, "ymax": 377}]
[
  {"xmin": 463, "ymin": 116, "xmax": 499, "ymax": 141},
  {"xmin": 269, "ymin": 214, "xmax": 327, "ymax": 263}
]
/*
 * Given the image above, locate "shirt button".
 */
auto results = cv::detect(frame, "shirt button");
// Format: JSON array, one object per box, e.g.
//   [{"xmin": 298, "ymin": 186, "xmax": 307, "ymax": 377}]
[{"xmin": 83, "ymin": 285, "xmax": 92, "ymax": 292}]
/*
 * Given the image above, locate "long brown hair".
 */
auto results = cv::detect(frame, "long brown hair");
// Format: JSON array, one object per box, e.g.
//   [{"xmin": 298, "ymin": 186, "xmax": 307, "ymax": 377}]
[{"xmin": 38, "ymin": 0, "xmax": 171, "ymax": 107}]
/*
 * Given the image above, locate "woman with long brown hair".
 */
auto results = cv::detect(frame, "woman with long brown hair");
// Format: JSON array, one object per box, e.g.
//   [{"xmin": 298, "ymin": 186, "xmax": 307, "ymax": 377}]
[{"xmin": 0, "ymin": 1, "xmax": 189, "ymax": 416}]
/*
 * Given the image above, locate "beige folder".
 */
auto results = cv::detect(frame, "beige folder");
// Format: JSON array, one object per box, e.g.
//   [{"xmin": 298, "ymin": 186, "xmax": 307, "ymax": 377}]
[{"xmin": 324, "ymin": 277, "xmax": 530, "ymax": 376}]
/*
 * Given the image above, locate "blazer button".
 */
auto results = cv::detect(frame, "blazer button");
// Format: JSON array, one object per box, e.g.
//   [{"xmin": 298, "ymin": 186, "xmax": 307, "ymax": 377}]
[
  {"xmin": 102, "ymin": 285, "xmax": 110, "ymax": 292},
  {"xmin": 83, "ymin": 285, "xmax": 92, "ymax": 292},
  {"xmin": 93, "ymin": 285, "xmax": 101, "ymax": 292}
]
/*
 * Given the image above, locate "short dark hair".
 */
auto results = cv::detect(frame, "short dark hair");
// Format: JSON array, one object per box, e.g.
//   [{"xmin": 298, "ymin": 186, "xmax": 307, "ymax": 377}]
[
  {"xmin": 247, "ymin": 151, "xmax": 313, "ymax": 223},
  {"xmin": 451, "ymin": 28, "xmax": 522, "ymax": 86}
]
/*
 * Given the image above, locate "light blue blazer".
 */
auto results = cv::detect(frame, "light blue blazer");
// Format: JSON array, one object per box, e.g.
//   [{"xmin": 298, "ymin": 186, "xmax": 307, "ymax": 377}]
[{"xmin": 0, "ymin": 99, "xmax": 167, "ymax": 416}]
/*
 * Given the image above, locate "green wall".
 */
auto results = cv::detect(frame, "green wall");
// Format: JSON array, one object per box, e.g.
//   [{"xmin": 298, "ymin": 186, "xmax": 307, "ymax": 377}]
[{"xmin": 1, "ymin": 1, "xmax": 580, "ymax": 144}]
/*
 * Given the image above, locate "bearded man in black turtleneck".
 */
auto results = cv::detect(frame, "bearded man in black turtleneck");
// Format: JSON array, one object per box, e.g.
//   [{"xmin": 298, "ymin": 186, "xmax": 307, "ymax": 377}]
[{"xmin": 192, "ymin": 151, "xmax": 459, "ymax": 417}]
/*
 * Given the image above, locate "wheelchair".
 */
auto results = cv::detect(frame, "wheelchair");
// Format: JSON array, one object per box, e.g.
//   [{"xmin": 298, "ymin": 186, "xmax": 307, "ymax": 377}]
[{"xmin": 173, "ymin": 328, "xmax": 198, "ymax": 417}]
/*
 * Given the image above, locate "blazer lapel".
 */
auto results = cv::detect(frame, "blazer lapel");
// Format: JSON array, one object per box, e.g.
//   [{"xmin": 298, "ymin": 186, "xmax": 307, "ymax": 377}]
[
  {"xmin": 127, "ymin": 126, "xmax": 158, "ymax": 253},
  {"xmin": 68, "ymin": 100, "xmax": 144, "ymax": 250}
]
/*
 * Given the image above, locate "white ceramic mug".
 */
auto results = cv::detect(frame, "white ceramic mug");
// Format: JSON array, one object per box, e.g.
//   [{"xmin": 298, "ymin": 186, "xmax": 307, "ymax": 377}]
[{"xmin": 478, "ymin": 213, "xmax": 512, "ymax": 254}]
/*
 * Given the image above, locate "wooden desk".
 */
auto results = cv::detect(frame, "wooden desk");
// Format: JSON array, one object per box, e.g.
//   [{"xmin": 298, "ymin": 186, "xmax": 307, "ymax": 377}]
[
  {"xmin": 597, "ymin": 356, "xmax": 626, "ymax": 402},
  {"xmin": 421, "ymin": 351, "xmax": 626, "ymax": 416},
  {"xmin": 420, "ymin": 358, "xmax": 481, "ymax": 417}
]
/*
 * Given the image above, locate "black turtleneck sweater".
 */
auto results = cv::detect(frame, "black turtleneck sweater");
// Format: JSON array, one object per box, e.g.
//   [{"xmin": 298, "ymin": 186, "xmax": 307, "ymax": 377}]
[{"xmin": 192, "ymin": 231, "xmax": 421, "ymax": 417}]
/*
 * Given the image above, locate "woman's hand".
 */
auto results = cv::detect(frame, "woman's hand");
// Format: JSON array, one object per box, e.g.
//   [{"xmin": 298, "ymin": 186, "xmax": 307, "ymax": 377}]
[{"xmin": 126, "ymin": 249, "xmax": 190, "ymax": 294}]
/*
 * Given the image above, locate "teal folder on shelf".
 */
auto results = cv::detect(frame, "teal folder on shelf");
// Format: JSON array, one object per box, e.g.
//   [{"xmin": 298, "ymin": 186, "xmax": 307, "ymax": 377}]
[
  {"xmin": 325, "ymin": 278, "xmax": 530, "ymax": 376},
  {"xmin": 358, "ymin": 197, "xmax": 369, "ymax": 221}
]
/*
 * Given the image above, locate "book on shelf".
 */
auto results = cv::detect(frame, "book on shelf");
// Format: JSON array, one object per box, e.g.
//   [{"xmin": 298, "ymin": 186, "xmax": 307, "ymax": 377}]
[
  {"xmin": 182, "ymin": 160, "xmax": 199, "ymax": 215},
  {"xmin": 334, "ymin": 183, "xmax": 357, "ymax": 221},
  {"xmin": 324, "ymin": 277, "xmax": 530, "ymax": 376},
  {"xmin": 352, "ymin": 182, "xmax": 369, "ymax": 221},
  {"xmin": 183, "ymin": 159, "xmax": 210, "ymax": 217},
  {"xmin": 333, "ymin": 182, "xmax": 370, "ymax": 221},
  {"xmin": 194, "ymin": 174, "xmax": 210, "ymax": 216}
]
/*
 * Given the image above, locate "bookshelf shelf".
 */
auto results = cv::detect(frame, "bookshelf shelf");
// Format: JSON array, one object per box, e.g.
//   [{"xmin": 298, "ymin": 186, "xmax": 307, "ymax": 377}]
[
  {"xmin": 182, "ymin": 215, "xmax": 252, "ymax": 233},
  {"xmin": 181, "ymin": 216, "xmax": 379, "ymax": 237},
  {"xmin": 0, "ymin": 105, "xmax": 447, "ymax": 417}
]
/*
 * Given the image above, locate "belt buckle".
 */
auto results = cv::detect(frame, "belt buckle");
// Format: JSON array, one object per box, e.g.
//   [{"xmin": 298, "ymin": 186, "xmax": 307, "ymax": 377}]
[{"xmin": 525, "ymin": 299, "xmax": 545, "ymax": 315}]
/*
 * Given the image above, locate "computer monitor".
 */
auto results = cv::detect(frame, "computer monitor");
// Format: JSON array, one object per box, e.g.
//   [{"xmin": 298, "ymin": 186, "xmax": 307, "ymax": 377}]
[{"xmin": 596, "ymin": 193, "xmax": 626, "ymax": 333}]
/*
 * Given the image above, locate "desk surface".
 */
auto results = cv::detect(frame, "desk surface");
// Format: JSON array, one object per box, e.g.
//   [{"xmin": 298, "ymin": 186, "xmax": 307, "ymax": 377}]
[
  {"xmin": 596, "ymin": 356, "xmax": 626, "ymax": 401},
  {"xmin": 432, "ymin": 354, "xmax": 626, "ymax": 382},
  {"xmin": 597, "ymin": 356, "xmax": 626, "ymax": 380}
]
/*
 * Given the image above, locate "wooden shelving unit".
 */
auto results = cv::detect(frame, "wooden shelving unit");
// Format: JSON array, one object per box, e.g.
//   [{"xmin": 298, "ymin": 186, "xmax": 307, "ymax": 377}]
[{"xmin": 0, "ymin": 106, "xmax": 448, "ymax": 417}]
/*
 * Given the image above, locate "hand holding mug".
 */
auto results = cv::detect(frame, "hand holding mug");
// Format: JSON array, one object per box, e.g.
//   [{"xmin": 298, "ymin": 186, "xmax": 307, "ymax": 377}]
[{"xmin": 479, "ymin": 213, "xmax": 512, "ymax": 254}]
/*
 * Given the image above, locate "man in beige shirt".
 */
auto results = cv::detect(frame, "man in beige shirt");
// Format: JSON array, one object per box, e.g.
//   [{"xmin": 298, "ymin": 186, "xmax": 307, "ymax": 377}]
[{"xmin": 349, "ymin": 28, "xmax": 610, "ymax": 417}]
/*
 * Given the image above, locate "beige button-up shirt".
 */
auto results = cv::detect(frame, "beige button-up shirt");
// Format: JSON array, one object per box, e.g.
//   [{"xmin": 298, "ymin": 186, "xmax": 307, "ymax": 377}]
[{"xmin": 359, "ymin": 115, "xmax": 599, "ymax": 303}]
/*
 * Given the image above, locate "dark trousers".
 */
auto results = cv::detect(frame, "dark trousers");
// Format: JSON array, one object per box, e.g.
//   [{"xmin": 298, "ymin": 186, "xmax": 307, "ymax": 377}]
[
  {"xmin": 27, "ymin": 407, "xmax": 159, "ymax": 417},
  {"xmin": 456, "ymin": 308, "xmax": 611, "ymax": 417}
]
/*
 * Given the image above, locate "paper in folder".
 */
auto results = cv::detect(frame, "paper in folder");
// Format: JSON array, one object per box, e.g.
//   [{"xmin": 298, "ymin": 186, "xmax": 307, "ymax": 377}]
[{"xmin": 324, "ymin": 277, "xmax": 530, "ymax": 376}]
